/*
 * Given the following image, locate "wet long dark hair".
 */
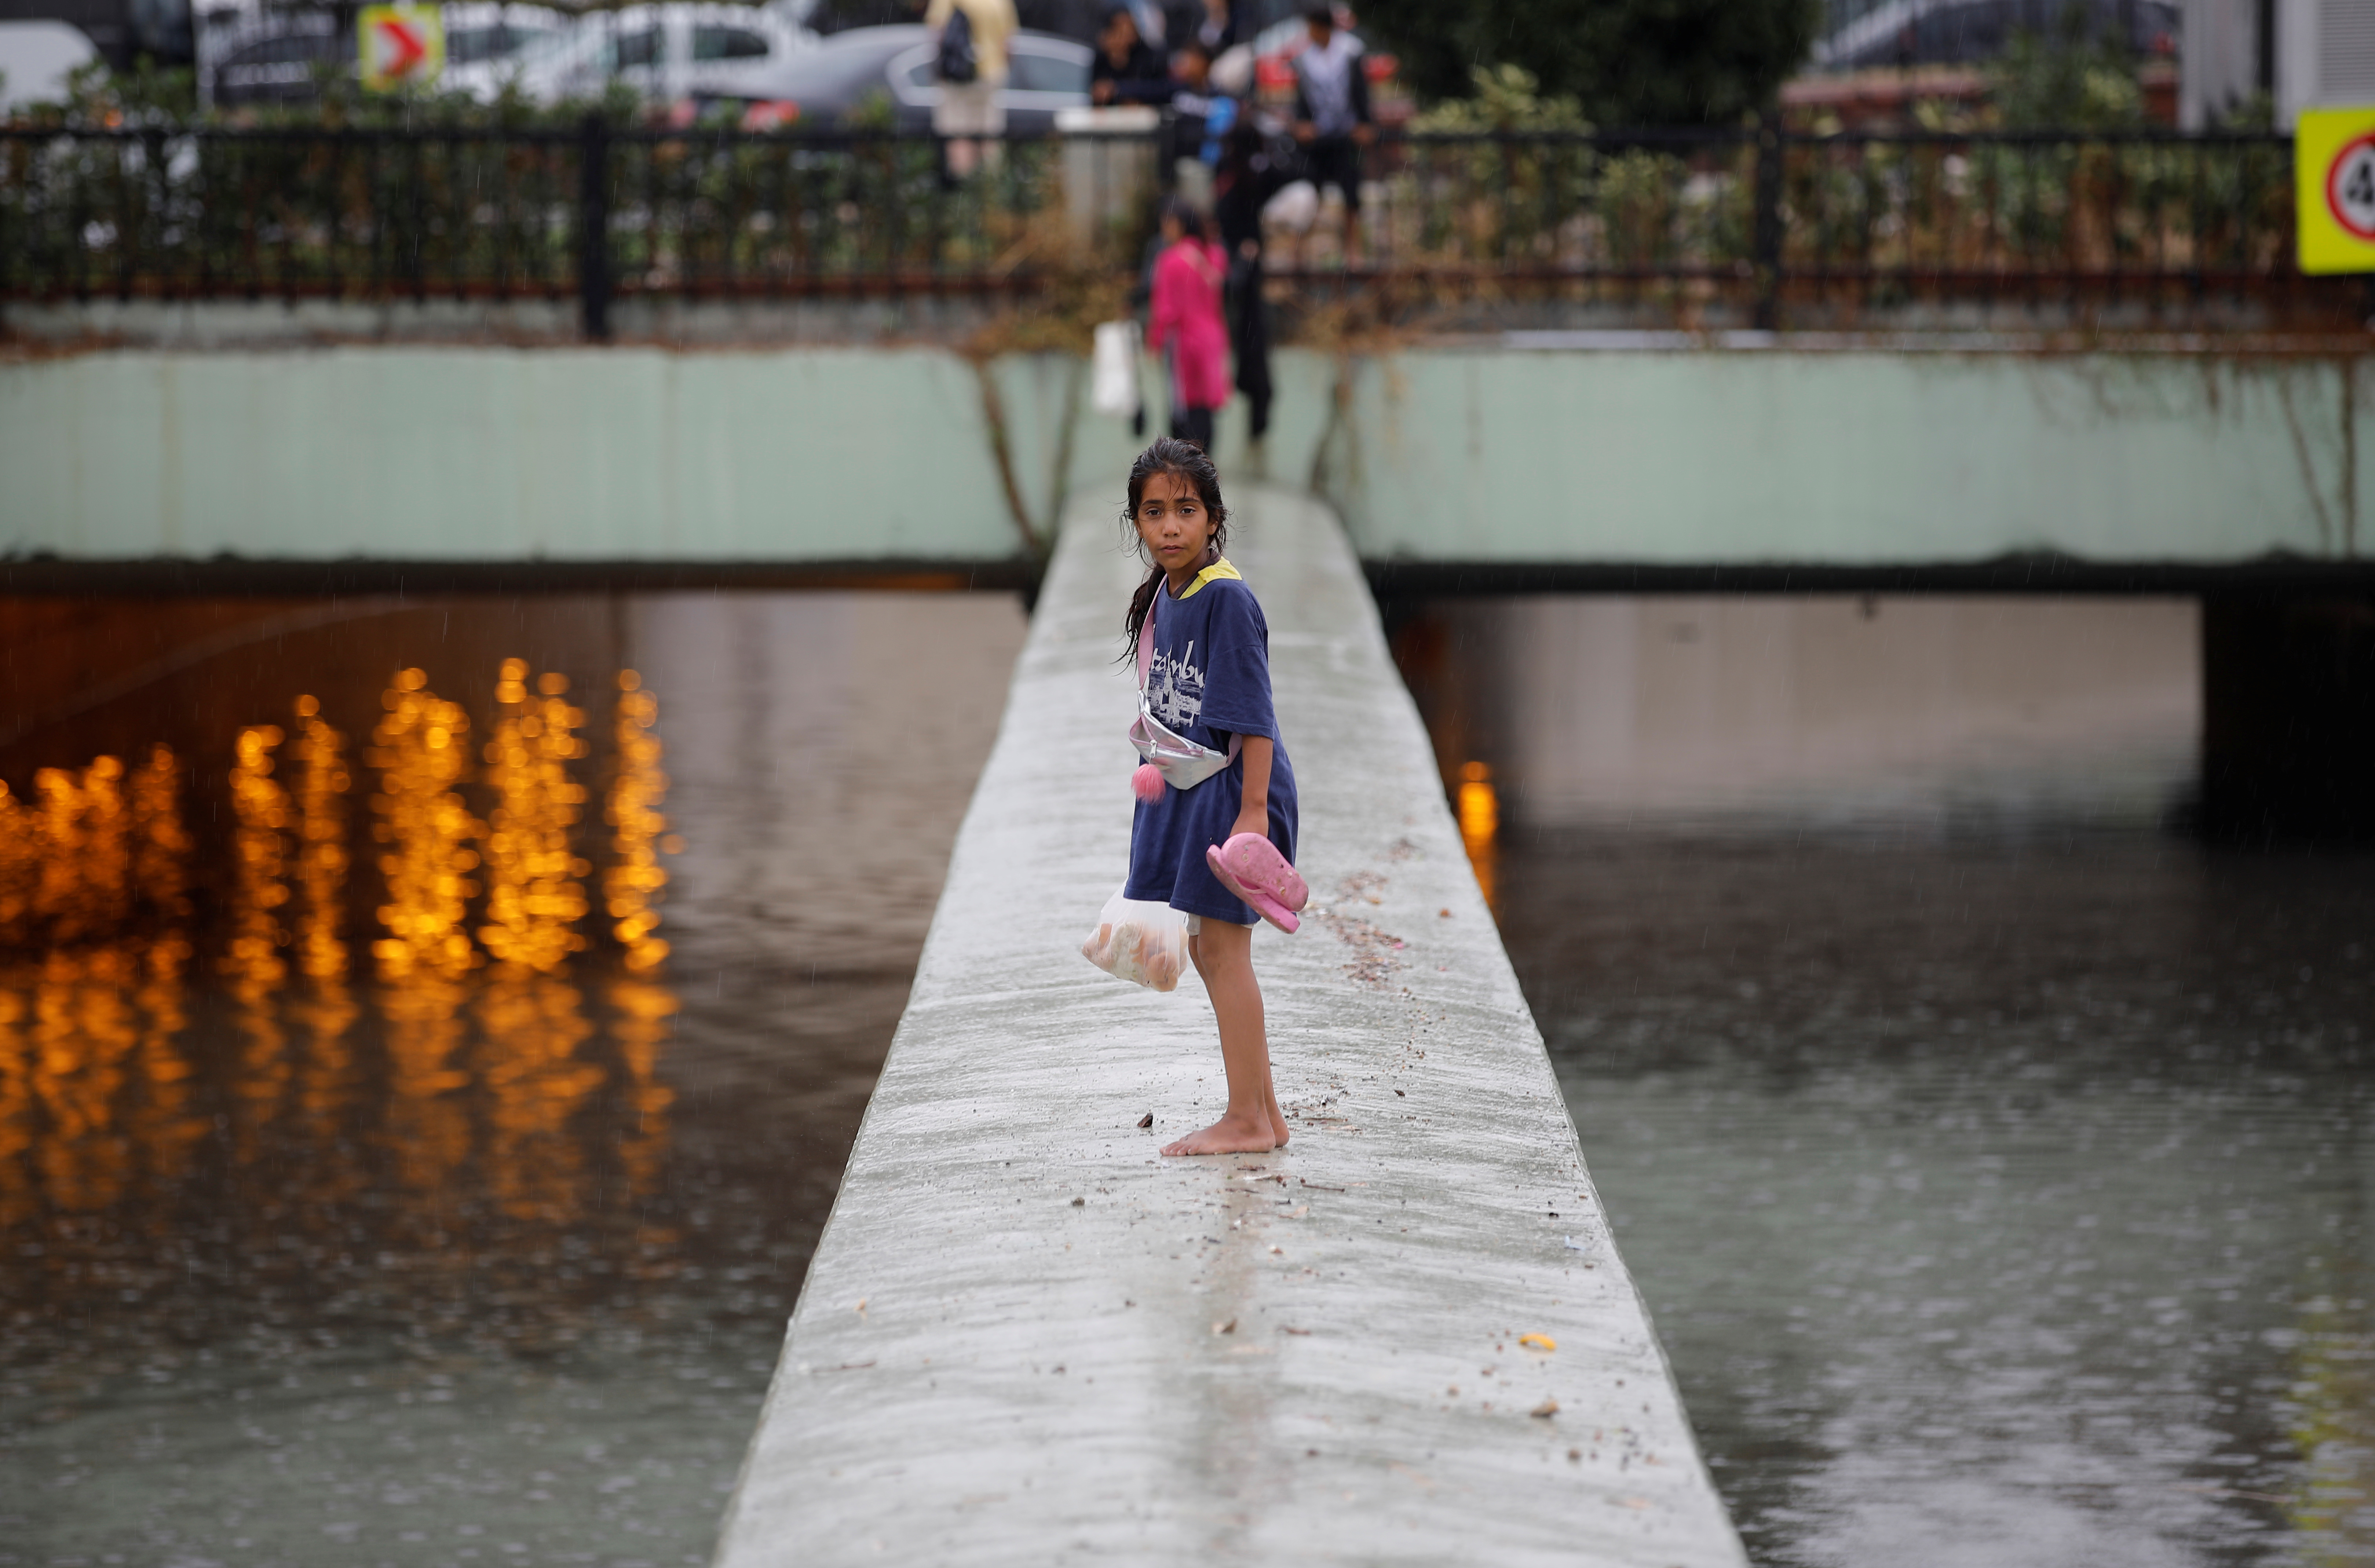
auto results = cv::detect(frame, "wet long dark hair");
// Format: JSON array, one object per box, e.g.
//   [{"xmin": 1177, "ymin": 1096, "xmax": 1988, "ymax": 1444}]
[{"xmin": 1120, "ymin": 437, "xmax": 1230, "ymax": 661}]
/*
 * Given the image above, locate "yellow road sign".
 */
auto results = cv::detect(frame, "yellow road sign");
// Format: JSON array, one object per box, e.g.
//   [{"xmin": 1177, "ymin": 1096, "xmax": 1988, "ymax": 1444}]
[
  {"xmin": 359, "ymin": 3, "xmax": 444, "ymax": 93},
  {"xmin": 2297, "ymin": 105, "xmax": 2375, "ymax": 274}
]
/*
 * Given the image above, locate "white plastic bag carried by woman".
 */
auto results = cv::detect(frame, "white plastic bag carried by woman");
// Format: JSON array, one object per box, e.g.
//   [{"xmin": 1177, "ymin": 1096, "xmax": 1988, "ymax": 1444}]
[{"xmin": 1091, "ymin": 319, "xmax": 1141, "ymax": 418}]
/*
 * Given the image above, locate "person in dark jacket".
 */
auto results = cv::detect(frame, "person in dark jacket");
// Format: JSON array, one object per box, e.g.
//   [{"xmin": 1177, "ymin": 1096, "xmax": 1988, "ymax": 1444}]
[
  {"xmin": 1164, "ymin": 37, "xmax": 1229, "ymax": 168},
  {"xmin": 1090, "ymin": 5, "xmax": 1170, "ymax": 105},
  {"xmin": 1189, "ymin": 0, "xmax": 1237, "ymax": 55},
  {"xmin": 1289, "ymin": 4, "xmax": 1372, "ymax": 264},
  {"xmin": 1213, "ymin": 119, "xmax": 1291, "ymax": 446}
]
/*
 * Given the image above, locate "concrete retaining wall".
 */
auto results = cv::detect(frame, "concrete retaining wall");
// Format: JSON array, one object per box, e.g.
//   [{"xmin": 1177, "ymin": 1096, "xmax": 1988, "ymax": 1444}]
[
  {"xmin": 2, "ymin": 340, "xmax": 2361, "ymax": 567},
  {"xmin": 1327, "ymin": 345, "xmax": 2369, "ymax": 566},
  {"xmin": 707, "ymin": 486, "xmax": 1745, "ymax": 1565}
]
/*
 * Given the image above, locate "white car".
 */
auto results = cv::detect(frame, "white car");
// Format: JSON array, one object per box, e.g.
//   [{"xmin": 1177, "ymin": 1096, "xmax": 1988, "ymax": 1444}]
[
  {"xmin": 0, "ymin": 20, "xmax": 99, "ymax": 114},
  {"xmin": 446, "ymin": 1, "xmax": 815, "ymax": 106},
  {"xmin": 440, "ymin": 4, "xmax": 569, "ymax": 70}
]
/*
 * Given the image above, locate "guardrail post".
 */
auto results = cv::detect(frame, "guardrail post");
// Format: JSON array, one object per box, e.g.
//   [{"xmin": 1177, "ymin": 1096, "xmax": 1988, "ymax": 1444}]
[
  {"xmin": 1752, "ymin": 122, "xmax": 1783, "ymax": 332},
  {"xmin": 578, "ymin": 112, "xmax": 612, "ymax": 342}
]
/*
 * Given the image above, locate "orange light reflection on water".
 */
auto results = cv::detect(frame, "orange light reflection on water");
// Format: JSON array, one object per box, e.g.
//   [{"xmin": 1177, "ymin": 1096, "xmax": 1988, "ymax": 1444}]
[
  {"xmin": 370, "ymin": 670, "xmax": 481, "ymax": 984},
  {"xmin": 1456, "ymin": 760, "xmax": 1500, "ymax": 915},
  {"xmin": 481, "ymin": 663, "xmax": 593, "ymax": 975},
  {"xmin": 606, "ymin": 673, "xmax": 670, "ymax": 974},
  {"xmin": 0, "ymin": 659, "xmax": 682, "ymax": 1256},
  {"xmin": 292, "ymin": 696, "xmax": 352, "ymax": 983}
]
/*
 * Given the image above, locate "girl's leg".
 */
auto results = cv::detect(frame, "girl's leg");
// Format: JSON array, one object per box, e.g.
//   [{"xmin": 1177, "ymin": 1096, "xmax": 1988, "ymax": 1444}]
[{"xmin": 1162, "ymin": 921, "xmax": 1288, "ymax": 1156}]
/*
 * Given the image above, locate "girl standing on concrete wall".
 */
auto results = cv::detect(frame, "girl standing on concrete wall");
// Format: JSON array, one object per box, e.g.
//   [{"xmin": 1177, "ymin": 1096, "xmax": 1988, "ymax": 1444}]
[{"xmin": 1120, "ymin": 438, "xmax": 1307, "ymax": 1155}]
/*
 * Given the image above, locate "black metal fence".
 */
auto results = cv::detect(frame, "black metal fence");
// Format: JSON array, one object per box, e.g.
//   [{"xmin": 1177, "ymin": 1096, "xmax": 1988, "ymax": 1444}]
[
  {"xmin": 0, "ymin": 120, "xmax": 2336, "ymax": 333},
  {"xmin": 1341, "ymin": 127, "xmax": 2313, "ymax": 324},
  {"xmin": 0, "ymin": 119, "xmax": 1078, "ymax": 333}
]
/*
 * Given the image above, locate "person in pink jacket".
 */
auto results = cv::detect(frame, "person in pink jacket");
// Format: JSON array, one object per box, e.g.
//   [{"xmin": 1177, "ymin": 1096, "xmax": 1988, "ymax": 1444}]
[{"xmin": 1147, "ymin": 198, "xmax": 1232, "ymax": 454}]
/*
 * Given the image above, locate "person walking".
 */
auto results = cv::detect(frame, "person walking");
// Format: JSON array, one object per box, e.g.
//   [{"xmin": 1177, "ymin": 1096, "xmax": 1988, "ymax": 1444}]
[
  {"xmin": 926, "ymin": 0, "xmax": 1017, "ymax": 178},
  {"xmin": 1117, "ymin": 438, "xmax": 1301, "ymax": 1156},
  {"xmin": 1214, "ymin": 118, "xmax": 1289, "ymax": 451},
  {"xmin": 1289, "ymin": 4, "xmax": 1373, "ymax": 265},
  {"xmin": 1147, "ymin": 198, "xmax": 1230, "ymax": 454}
]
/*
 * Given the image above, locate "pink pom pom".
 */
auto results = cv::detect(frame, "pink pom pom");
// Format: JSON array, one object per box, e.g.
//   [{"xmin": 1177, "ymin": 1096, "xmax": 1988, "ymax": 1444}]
[{"xmin": 1131, "ymin": 763, "xmax": 1166, "ymax": 803}]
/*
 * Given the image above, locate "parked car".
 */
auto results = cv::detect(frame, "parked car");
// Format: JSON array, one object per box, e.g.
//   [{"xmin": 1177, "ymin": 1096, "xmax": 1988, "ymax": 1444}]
[
  {"xmin": 440, "ymin": 2, "xmax": 565, "ymax": 67},
  {"xmin": 703, "ymin": 23, "xmax": 1090, "ymax": 132},
  {"xmin": 202, "ymin": 1, "xmax": 564, "ymax": 107},
  {"xmin": 203, "ymin": 6, "xmax": 337, "ymax": 106},
  {"xmin": 447, "ymin": 1, "xmax": 815, "ymax": 106},
  {"xmin": 0, "ymin": 17, "xmax": 101, "ymax": 111},
  {"xmin": 4, "ymin": 0, "xmax": 194, "ymax": 69},
  {"xmin": 1812, "ymin": 0, "xmax": 2178, "ymax": 69}
]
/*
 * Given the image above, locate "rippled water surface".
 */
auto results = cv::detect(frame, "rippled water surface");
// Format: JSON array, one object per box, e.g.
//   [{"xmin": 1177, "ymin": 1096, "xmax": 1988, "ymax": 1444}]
[
  {"xmin": 0, "ymin": 591, "xmax": 1027, "ymax": 1567},
  {"xmin": 1402, "ymin": 594, "xmax": 2375, "ymax": 1567},
  {"xmin": 1505, "ymin": 830, "xmax": 2375, "ymax": 1568},
  {"xmin": 10, "ymin": 584, "xmax": 2372, "ymax": 1568}
]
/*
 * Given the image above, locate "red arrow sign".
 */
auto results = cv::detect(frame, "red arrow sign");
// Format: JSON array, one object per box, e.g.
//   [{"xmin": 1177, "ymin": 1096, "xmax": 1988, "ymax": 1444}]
[{"xmin": 374, "ymin": 17, "xmax": 425, "ymax": 77}]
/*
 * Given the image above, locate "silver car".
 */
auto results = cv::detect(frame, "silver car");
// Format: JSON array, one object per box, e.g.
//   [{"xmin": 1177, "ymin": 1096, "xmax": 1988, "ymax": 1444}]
[
  {"xmin": 445, "ymin": 1, "xmax": 817, "ymax": 106},
  {"xmin": 709, "ymin": 24, "xmax": 1091, "ymax": 134}
]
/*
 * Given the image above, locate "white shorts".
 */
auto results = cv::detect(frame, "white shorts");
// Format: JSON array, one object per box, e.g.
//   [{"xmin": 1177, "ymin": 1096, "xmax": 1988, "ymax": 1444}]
[{"xmin": 933, "ymin": 79, "xmax": 1006, "ymax": 137}]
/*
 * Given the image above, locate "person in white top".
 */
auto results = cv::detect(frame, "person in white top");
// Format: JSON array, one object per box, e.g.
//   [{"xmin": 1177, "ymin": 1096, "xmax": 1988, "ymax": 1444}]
[
  {"xmin": 926, "ymin": 0, "xmax": 1018, "ymax": 176},
  {"xmin": 1289, "ymin": 6, "xmax": 1373, "ymax": 264}
]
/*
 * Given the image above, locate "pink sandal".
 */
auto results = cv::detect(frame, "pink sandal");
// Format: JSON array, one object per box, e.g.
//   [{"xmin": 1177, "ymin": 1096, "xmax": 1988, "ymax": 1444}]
[{"xmin": 1205, "ymin": 833, "xmax": 1309, "ymax": 935}]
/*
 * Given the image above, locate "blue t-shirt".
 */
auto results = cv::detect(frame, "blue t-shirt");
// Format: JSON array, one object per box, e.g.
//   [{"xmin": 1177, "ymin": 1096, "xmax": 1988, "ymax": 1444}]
[{"xmin": 1124, "ymin": 563, "xmax": 1298, "ymax": 924}]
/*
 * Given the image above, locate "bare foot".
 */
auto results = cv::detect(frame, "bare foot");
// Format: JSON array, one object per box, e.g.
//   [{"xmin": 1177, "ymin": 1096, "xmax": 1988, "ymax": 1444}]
[
  {"xmin": 1162, "ymin": 1109, "xmax": 1281, "ymax": 1157},
  {"xmin": 1264, "ymin": 1082, "xmax": 1290, "ymax": 1149}
]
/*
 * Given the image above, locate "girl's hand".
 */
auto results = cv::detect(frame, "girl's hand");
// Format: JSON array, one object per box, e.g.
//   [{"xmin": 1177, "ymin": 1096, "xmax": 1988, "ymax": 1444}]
[{"xmin": 1229, "ymin": 804, "xmax": 1268, "ymax": 843}]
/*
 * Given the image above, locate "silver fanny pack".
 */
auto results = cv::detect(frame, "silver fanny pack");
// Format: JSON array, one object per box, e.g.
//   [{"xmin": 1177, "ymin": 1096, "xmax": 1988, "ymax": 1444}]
[
  {"xmin": 1132, "ymin": 590, "xmax": 1240, "ymax": 792},
  {"xmin": 1130, "ymin": 698, "xmax": 1240, "ymax": 791}
]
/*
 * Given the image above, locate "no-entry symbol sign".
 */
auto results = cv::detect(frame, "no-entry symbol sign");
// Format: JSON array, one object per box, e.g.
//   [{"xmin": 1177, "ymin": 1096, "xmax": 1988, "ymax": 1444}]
[
  {"xmin": 2297, "ymin": 106, "xmax": 2375, "ymax": 273},
  {"xmin": 359, "ymin": 3, "xmax": 445, "ymax": 93}
]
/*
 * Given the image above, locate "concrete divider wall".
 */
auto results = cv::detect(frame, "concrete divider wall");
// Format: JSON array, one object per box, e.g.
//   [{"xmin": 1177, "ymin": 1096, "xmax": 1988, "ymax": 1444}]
[
  {"xmin": 708, "ymin": 483, "xmax": 1745, "ymax": 1565},
  {"xmin": 0, "ymin": 344, "xmax": 1337, "ymax": 566},
  {"xmin": 1327, "ymin": 347, "xmax": 2369, "ymax": 565},
  {"xmin": 0, "ymin": 347, "xmax": 1034, "ymax": 563},
  {"xmin": 1, "ymin": 341, "xmax": 2361, "ymax": 566}
]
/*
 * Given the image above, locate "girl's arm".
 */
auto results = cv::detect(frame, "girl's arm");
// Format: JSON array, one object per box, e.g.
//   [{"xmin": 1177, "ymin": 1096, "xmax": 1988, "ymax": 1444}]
[{"xmin": 1231, "ymin": 735, "xmax": 1273, "ymax": 843}]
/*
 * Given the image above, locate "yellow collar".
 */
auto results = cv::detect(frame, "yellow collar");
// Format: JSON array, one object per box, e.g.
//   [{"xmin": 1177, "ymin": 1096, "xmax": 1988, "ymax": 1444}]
[{"xmin": 1174, "ymin": 557, "xmax": 1242, "ymax": 600}]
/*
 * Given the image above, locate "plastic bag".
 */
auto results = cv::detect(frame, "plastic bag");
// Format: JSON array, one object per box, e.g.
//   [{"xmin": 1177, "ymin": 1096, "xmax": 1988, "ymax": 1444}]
[
  {"xmin": 1262, "ymin": 179, "xmax": 1319, "ymax": 235},
  {"xmin": 1091, "ymin": 321, "xmax": 1141, "ymax": 417},
  {"xmin": 1209, "ymin": 43, "xmax": 1254, "ymax": 97},
  {"xmin": 1079, "ymin": 887, "xmax": 1190, "ymax": 992}
]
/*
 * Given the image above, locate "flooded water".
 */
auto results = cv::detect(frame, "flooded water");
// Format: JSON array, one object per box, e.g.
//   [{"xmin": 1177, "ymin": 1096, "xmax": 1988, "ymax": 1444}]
[
  {"xmin": 9, "ymin": 583, "xmax": 2371, "ymax": 1568},
  {"xmin": 0, "ymin": 590, "xmax": 1027, "ymax": 1567},
  {"xmin": 1395, "ymin": 594, "xmax": 2375, "ymax": 1567}
]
